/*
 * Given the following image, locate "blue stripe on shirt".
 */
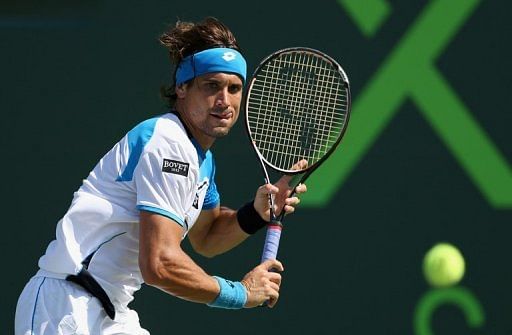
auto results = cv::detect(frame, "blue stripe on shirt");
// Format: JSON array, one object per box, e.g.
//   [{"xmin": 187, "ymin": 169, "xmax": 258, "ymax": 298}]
[
  {"xmin": 116, "ymin": 117, "xmax": 159, "ymax": 182},
  {"xmin": 137, "ymin": 205, "xmax": 185, "ymax": 227}
]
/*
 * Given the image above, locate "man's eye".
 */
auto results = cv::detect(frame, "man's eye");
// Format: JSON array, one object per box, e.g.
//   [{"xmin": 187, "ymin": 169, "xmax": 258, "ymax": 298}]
[{"xmin": 229, "ymin": 85, "xmax": 242, "ymax": 94}]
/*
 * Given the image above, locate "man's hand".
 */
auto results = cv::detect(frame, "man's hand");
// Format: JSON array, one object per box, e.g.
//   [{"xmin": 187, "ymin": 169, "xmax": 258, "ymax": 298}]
[
  {"xmin": 254, "ymin": 159, "xmax": 308, "ymax": 219},
  {"xmin": 241, "ymin": 259, "xmax": 284, "ymax": 308}
]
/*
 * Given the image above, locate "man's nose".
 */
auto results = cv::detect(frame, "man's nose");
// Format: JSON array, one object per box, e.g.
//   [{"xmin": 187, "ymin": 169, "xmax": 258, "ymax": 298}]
[{"xmin": 215, "ymin": 87, "xmax": 230, "ymax": 107}]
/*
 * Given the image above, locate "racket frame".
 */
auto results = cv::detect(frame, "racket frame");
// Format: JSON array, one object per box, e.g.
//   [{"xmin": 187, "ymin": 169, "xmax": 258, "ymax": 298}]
[
  {"xmin": 244, "ymin": 46, "xmax": 351, "ymax": 186},
  {"xmin": 242, "ymin": 47, "xmax": 352, "ymax": 263}
]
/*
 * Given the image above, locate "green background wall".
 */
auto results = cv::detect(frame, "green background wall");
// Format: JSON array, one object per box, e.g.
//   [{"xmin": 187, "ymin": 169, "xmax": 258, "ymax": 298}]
[{"xmin": 2, "ymin": 1, "xmax": 511, "ymax": 333}]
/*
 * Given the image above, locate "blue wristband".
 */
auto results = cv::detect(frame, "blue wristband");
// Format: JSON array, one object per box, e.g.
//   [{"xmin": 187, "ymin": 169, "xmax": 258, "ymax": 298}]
[{"xmin": 207, "ymin": 276, "xmax": 247, "ymax": 309}]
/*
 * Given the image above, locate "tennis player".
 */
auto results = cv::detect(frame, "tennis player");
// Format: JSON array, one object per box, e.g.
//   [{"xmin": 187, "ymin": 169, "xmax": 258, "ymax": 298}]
[{"xmin": 15, "ymin": 17, "xmax": 306, "ymax": 334}]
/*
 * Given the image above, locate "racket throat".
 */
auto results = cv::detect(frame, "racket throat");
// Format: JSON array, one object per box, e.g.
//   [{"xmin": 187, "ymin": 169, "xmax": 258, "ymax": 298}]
[{"xmin": 269, "ymin": 219, "xmax": 283, "ymax": 228}]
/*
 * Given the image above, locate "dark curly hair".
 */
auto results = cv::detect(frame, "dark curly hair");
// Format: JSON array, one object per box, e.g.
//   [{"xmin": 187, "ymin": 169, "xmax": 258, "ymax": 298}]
[{"xmin": 159, "ymin": 17, "xmax": 242, "ymax": 107}]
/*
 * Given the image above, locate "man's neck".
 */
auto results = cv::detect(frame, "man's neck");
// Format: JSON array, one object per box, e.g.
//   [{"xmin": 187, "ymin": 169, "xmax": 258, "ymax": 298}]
[{"xmin": 172, "ymin": 107, "xmax": 214, "ymax": 151}]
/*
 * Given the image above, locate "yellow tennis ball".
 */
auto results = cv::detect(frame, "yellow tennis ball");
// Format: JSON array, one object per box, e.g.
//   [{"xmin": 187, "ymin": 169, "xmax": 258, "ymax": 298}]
[{"xmin": 423, "ymin": 243, "xmax": 465, "ymax": 288}]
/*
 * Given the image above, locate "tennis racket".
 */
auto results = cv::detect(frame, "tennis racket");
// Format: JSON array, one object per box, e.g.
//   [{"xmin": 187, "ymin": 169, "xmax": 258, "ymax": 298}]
[{"xmin": 244, "ymin": 47, "xmax": 351, "ymax": 264}]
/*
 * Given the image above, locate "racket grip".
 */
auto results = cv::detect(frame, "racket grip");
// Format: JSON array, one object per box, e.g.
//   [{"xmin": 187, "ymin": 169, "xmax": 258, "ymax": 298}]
[{"xmin": 260, "ymin": 222, "xmax": 283, "ymax": 263}]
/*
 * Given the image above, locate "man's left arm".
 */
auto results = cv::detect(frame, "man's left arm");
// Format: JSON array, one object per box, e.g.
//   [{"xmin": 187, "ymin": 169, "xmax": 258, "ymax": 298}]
[
  {"xmin": 188, "ymin": 178, "xmax": 306, "ymax": 258},
  {"xmin": 187, "ymin": 205, "xmax": 248, "ymax": 258}
]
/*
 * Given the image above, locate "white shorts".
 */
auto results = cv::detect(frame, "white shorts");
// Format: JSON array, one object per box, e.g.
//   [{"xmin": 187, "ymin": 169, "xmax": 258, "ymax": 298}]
[{"xmin": 15, "ymin": 276, "xmax": 150, "ymax": 335}]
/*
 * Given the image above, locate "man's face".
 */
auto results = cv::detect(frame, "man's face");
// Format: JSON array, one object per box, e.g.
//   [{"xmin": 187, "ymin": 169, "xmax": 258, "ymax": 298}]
[{"xmin": 177, "ymin": 72, "xmax": 243, "ymax": 142}]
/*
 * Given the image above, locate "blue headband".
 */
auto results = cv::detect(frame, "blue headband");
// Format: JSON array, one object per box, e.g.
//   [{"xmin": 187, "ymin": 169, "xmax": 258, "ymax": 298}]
[{"xmin": 175, "ymin": 48, "xmax": 247, "ymax": 86}]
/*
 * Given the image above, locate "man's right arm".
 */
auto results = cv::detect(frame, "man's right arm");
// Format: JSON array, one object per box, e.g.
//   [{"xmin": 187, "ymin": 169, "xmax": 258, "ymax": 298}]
[
  {"xmin": 138, "ymin": 211, "xmax": 284, "ymax": 308},
  {"xmin": 138, "ymin": 211, "xmax": 219, "ymax": 303}
]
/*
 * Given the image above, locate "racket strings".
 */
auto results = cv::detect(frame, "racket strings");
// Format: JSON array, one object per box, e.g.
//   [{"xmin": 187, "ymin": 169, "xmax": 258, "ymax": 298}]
[
  {"xmin": 277, "ymin": 53, "xmax": 312, "ymax": 168},
  {"xmin": 249, "ymin": 90, "xmax": 346, "ymax": 166},
  {"xmin": 247, "ymin": 51, "xmax": 348, "ymax": 171}
]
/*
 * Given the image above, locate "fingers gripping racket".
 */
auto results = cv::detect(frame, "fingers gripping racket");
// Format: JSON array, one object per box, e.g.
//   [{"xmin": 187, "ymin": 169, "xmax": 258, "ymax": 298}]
[{"xmin": 244, "ymin": 47, "xmax": 352, "ymax": 263}]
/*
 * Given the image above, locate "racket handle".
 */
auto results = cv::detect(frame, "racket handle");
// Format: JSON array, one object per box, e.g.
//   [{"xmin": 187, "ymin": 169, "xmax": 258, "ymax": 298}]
[{"xmin": 260, "ymin": 222, "xmax": 283, "ymax": 263}]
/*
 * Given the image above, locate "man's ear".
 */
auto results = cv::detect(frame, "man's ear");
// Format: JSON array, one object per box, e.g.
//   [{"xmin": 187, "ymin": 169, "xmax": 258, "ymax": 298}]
[{"xmin": 176, "ymin": 84, "xmax": 187, "ymax": 98}]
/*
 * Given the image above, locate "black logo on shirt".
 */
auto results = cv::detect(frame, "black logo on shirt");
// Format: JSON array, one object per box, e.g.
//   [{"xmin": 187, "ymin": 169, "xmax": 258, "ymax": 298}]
[
  {"xmin": 192, "ymin": 181, "xmax": 208, "ymax": 209},
  {"xmin": 162, "ymin": 159, "xmax": 189, "ymax": 177},
  {"xmin": 192, "ymin": 193, "xmax": 199, "ymax": 209}
]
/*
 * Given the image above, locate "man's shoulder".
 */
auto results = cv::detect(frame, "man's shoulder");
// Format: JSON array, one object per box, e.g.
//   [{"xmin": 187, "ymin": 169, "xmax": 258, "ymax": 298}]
[
  {"xmin": 152, "ymin": 113, "xmax": 192, "ymax": 148},
  {"xmin": 128, "ymin": 113, "xmax": 197, "ymax": 161},
  {"xmin": 127, "ymin": 113, "xmax": 186, "ymax": 144}
]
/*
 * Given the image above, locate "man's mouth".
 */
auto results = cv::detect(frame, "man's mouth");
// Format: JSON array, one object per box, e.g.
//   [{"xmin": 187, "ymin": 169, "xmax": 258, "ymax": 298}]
[{"xmin": 210, "ymin": 112, "xmax": 233, "ymax": 120}]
